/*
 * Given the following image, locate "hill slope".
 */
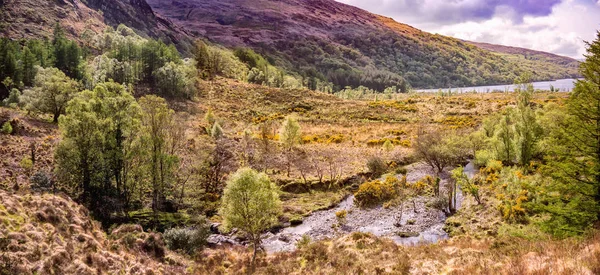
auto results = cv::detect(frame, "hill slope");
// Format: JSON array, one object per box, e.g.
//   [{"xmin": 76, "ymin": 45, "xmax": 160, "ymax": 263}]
[
  {"xmin": 147, "ymin": 0, "xmax": 580, "ymax": 90},
  {"xmin": 0, "ymin": 0, "xmax": 192, "ymax": 51},
  {"xmin": 0, "ymin": 189, "xmax": 191, "ymax": 274}
]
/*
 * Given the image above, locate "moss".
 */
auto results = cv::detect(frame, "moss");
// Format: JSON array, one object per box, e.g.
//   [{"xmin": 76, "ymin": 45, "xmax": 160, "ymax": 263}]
[{"xmin": 396, "ymin": 231, "xmax": 419, "ymax": 238}]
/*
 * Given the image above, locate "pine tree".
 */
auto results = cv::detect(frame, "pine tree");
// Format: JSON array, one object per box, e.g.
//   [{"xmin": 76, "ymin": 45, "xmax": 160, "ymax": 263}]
[
  {"xmin": 543, "ymin": 31, "xmax": 600, "ymax": 237},
  {"xmin": 21, "ymin": 46, "xmax": 37, "ymax": 87}
]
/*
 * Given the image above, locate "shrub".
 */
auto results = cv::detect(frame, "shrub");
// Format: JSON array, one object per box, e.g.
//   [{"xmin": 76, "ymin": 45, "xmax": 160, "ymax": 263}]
[
  {"xmin": 142, "ymin": 233, "xmax": 166, "ymax": 259},
  {"xmin": 395, "ymin": 167, "xmax": 408, "ymax": 175},
  {"xmin": 354, "ymin": 176, "xmax": 398, "ymax": 207},
  {"xmin": 335, "ymin": 210, "xmax": 347, "ymax": 225},
  {"xmin": 296, "ymin": 234, "xmax": 311, "ymax": 249},
  {"xmin": 1, "ymin": 122, "xmax": 12, "ymax": 135},
  {"xmin": 30, "ymin": 171, "xmax": 52, "ymax": 192},
  {"xmin": 474, "ymin": 150, "xmax": 495, "ymax": 167},
  {"xmin": 367, "ymin": 157, "xmax": 387, "ymax": 178},
  {"xmin": 163, "ymin": 226, "xmax": 210, "ymax": 255},
  {"xmin": 2, "ymin": 88, "xmax": 20, "ymax": 107},
  {"xmin": 20, "ymin": 156, "xmax": 33, "ymax": 172}
]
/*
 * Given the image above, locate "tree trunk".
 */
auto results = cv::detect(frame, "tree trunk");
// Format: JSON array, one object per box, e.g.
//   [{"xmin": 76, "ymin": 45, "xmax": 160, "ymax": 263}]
[{"xmin": 250, "ymin": 238, "xmax": 260, "ymax": 274}]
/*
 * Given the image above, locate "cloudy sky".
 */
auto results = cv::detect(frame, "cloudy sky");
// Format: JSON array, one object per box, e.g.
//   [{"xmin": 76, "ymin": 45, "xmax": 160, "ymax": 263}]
[{"xmin": 336, "ymin": 0, "xmax": 600, "ymax": 59}]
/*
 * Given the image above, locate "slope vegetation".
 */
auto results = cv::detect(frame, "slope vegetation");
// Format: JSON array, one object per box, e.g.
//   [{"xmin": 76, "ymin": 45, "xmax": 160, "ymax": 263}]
[
  {"xmin": 0, "ymin": 0, "xmax": 192, "ymax": 51},
  {"xmin": 147, "ymin": 0, "xmax": 580, "ymax": 90},
  {"xmin": 0, "ymin": 189, "xmax": 191, "ymax": 274}
]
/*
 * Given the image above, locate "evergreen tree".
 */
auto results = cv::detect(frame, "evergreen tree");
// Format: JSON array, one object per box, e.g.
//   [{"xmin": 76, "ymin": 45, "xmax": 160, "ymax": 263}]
[
  {"xmin": 21, "ymin": 46, "xmax": 37, "ymax": 87},
  {"xmin": 543, "ymin": 32, "xmax": 600, "ymax": 236}
]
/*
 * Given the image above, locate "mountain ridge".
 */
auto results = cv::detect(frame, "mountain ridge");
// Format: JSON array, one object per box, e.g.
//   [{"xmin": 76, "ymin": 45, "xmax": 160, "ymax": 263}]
[
  {"xmin": 0, "ymin": 0, "xmax": 581, "ymax": 90},
  {"xmin": 147, "ymin": 0, "xmax": 580, "ymax": 90}
]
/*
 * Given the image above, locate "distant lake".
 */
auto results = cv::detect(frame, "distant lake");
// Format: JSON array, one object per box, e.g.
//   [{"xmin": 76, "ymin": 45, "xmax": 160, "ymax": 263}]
[{"xmin": 416, "ymin": 78, "xmax": 579, "ymax": 93}]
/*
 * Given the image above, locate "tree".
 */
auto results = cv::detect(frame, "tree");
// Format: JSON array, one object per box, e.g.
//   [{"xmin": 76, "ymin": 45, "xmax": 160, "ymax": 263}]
[
  {"xmin": 55, "ymin": 82, "xmax": 141, "ymax": 223},
  {"xmin": 211, "ymin": 121, "xmax": 223, "ymax": 139},
  {"xmin": 543, "ymin": 32, "xmax": 600, "ymax": 236},
  {"xmin": 414, "ymin": 128, "xmax": 468, "ymax": 175},
  {"xmin": 279, "ymin": 115, "xmax": 302, "ymax": 176},
  {"xmin": 21, "ymin": 67, "xmax": 80, "ymax": 122},
  {"xmin": 194, "ymin": 40, "xmax": 210, "ymax": 78},
  {"xmin": 21, "ymin": 46, "xmax": 37, "ymax": 87},
  {"xmin": 139, "ymin": 95, "xmax": 179, "ymax": 222},
  {"xmin": 514, "ymin": 77, "xmax": 543, "ymax": 167},
  {"xmin": 382, "ymin": 139, "xmax": 394, "ymax": 153},
  {"xmin": 452, "ymin": 167, "xmax": 481, "ymax": 205},
  {"xmin": 52, "ymin": 23, "xmax": 83, "ymax": 79},
  {"xmin": 219, "ymin": 168, "xmax": 282, "ymax": 269},
  {"xmin": 154, "ymin": 60, "xmax": 197, "ymax": 99},
  {"xmin": 495, "ymin": 110, "xmax": 516, "ymax": 164}
]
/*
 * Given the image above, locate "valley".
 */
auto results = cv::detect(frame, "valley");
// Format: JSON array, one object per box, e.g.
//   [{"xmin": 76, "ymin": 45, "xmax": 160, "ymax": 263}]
[{"xmin": 1, "ymin": 0, "xmax": 600, "ymax": 274}]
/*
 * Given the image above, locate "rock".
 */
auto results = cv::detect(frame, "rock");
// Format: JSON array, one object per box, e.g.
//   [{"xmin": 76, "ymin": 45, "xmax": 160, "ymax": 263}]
[
  {"xmin": 278, "ymin": 234, "xmax": 292, "ymax": 243},
  {"xmin": 206, "ymin": 234, "xmax": 238, "ymax": 247},
  {"xmin": 209, "ymin": 223, "xmax": 221, "ymax": 234}
]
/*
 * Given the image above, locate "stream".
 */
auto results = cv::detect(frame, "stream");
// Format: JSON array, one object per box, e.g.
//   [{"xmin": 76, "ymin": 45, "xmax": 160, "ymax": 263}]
[
  {"xmin": 206, "ymin": 162, "xmax": 478, "ymax": 253},
  {"xmin": 259, "ymin": 161, "xmax": 477, "ymax": 253}
]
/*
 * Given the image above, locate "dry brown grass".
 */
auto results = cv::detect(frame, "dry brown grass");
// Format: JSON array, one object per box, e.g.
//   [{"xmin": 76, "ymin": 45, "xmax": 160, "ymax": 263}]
[{"xmin": 0, "ymin": 189, "xmax": 192, "ymax": 274}]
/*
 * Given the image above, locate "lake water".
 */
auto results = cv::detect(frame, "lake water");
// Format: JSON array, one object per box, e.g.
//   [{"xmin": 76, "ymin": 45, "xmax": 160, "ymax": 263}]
[{"xmin": 416, "ymin": 78, "xmax": 578, "ymax": 93}]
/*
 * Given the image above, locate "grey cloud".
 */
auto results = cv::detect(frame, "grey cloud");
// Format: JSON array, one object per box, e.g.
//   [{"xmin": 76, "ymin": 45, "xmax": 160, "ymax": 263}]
[{"xmin": 338, "ymin": 0, "xmax": 562, "ymax": 25}]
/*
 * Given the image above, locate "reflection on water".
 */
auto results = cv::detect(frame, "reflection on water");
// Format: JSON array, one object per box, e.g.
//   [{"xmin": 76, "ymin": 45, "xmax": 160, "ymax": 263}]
[{"xmin": 416, "ymin": 78, "xmax": 578, "ymax": 93}]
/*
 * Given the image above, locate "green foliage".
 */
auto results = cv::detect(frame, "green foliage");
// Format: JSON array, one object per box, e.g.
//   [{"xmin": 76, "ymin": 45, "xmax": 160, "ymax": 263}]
[
  {"xmin": 52, "ymin": 23, "xmax": 84, "ymax": 80},
  {"xmin": 55, "ymin": 81, "xmax": 142, "ymax": 223},
  {"xmin": 0, "ymin": 121, "xmax": 12, "ymax": 135},
  {"xmin": 220, "ymin": 168, "xmax": 281, "ymax": 263},
  {"xmin": 382, "ymin": 139, "xmax": 394, "ymax": 152},
  {"xmin": 354, "ymin": 176, "xmax": 399, "ymax": 207},
  {"xmin": 452, "ymin": 167, "xmax": 480, "ymax": 204},
  {"xmin": 139, "ymin": 95, "xmax": 180, "ymax": 220},
  {"xmin": 1, "ymin": 88, "xmax": 20, "ymax": 107},
  {"xmin": 279, "ymin": 115, "xmax": 302, "ymax": 150},
  {"xmin": 414, "ymin": 129, "xmax": 469, "ymax": 174},
  {"xmin": 211, "ymin": 121, "xmax": 223, "ymax": 139},
  {"xmin": 163, "ymin": 226, "xmax": 210, "ymax": 255},
  {"xmin": 474, "ymin": 149, "xmax": 494, "ymax": 167},
  {"xmin": 538, "ymin": 32, "xmax": 600, "ymax": 237},
  {"xmin": 21, "ymin": 67, "xmax": 80, "ymax": 122},
  {"xmin": 514, "ymin": 79, "xmax": 543, "ymax": 167},
  {"xmin": 153, "ymin": 59, "xmax": 197, "ymax": 99}
]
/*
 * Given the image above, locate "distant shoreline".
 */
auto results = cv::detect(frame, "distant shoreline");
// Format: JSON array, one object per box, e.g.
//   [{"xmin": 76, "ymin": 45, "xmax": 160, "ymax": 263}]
[{"xmin": 415, "ymin": 78, "xmax": 580, "ymax": 93}]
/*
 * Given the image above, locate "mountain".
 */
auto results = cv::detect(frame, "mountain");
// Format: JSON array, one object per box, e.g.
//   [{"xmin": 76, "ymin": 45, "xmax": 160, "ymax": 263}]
[
  {"xmin": 0, "ymin": 0, "xmax": 581, "ymax": 90},
  {"xmin": 0, "ymin": 0, "xmax": 192, "ymax": 51},
  {"xmin": 146, "ymin": 0, "xmax": 581, "ymax": 90}
]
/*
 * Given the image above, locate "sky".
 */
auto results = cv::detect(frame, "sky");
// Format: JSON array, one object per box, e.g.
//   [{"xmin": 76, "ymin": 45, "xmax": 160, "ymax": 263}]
[{"xmin": 335, "ymin": 0, "xmax": 600, "ymax": 59}]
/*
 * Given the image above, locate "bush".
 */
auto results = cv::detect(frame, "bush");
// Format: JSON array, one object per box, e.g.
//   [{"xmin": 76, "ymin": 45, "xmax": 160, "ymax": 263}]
[
  {"xmin": 354, "ymin": 176, "xmax": 398, "ymax": 207},
  {"xmin": 30, "ymin": 171, "xmax": 52, "ymax": 192},
  {"xmin": 335, "ymin": 210, "xmax": 347, "ymax": 225},
  {"xmin": 474, "ymin": 150, "xmax": 495, "ymax": 167},
  {"xmin": 296, "ymin": 234, "xmax": 311, "ymax": 249},
  {"xmin": 2, "ymin": 88, "xmax": 20, "ymax": 107},
  {"xmin": 367, "ymin": 157, "xmax": 387, "ymax": 178},
  {"xmin": 142, "ymin": 233, "xmax": 166, "ymax": 259},
  {"xmin": 163, "ymin": 226, "xmax": 210, "ymax": 255},
  {"xmin": 1, "ymin": 121, "xmax": 12, "ymax": 135},
  {"xmin": 395, "ymin": 167, "xmax": 408, "ymax": 175}
]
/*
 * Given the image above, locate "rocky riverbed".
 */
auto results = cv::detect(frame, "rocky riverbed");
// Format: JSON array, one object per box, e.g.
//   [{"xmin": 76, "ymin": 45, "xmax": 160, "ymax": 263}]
[{"xmin": 208, "ymin": 161, "xmax": 477, "ymax": 253}]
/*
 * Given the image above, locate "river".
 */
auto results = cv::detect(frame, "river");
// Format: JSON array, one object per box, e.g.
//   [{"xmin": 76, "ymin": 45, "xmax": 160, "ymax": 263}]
[{"xmin": 415, "ymin": 78, "xmax": 578, "ymax": 93}]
